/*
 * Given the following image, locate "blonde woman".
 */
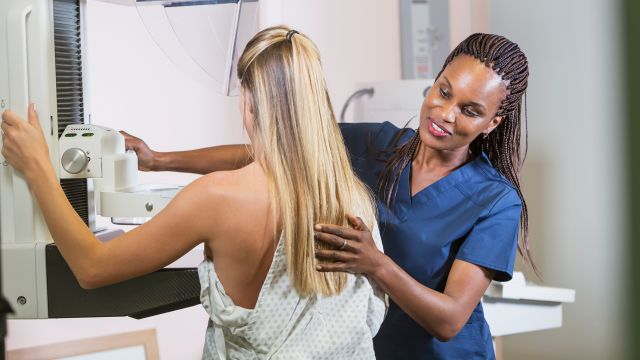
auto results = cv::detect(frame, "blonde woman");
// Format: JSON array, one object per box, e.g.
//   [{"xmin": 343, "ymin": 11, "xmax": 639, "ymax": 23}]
[{"xmin": 1, "ymin": 26, "xmax": 386, "ymax": 359}]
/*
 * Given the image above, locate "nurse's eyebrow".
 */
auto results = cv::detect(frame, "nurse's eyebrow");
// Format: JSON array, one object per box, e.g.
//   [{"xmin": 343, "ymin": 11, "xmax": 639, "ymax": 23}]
[{"xmin": 443, "ymin": 76, "xmax": 453, "ymax": 89}]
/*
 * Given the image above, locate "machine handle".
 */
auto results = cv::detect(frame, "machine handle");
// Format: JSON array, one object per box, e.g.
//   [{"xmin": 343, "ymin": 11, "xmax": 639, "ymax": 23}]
[
  {"xmin": 2, "ymin": 4, "xmax": 35, "ymax": 244},
  {"xmin": 7, "ymin": 4, "xmax": 32, "ymax": 113}
]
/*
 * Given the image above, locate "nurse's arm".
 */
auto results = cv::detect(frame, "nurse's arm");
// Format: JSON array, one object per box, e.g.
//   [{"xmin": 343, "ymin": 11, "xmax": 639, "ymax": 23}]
[
  {"xmin": 121, "ymin": 131, "xmax": 252, "ymax": 174},
  {"xmin": 119, "ymin": 122, "xmax": 363, "ymax": 174},
  {"xmin": 372, "ymin": 257, "xmax": 494, "ymax": 342}
]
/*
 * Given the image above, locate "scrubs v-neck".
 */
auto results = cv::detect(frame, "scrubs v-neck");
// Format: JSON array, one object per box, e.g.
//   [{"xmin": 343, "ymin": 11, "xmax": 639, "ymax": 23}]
[{"xmin": 340, "ymin": 122, "xmax": 522, "ymax": 360}]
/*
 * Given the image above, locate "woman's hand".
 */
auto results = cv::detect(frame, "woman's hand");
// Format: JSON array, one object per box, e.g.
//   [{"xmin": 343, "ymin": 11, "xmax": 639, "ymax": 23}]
[
  {"xmin": 314, "ymin": 214, "xmax": 387, "ymax": 277},
  {"xmin": 120, "ymin": 131, "xmax": 156, "ymax": 171},
  {"xmin": 1, "ymin": 104, "xmax": 52, "ymax": 180}
]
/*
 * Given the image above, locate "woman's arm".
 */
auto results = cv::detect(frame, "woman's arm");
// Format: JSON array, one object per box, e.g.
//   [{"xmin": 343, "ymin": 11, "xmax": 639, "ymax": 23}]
[
  {"xmin": 1, "ymin": 106, "xmax": 217, "ymax": 288},
  {"xmin": 314, "ymin": 215, "xmax": 493, "ymax": 342},
  {"xmin": 30, "ymin": 169, "xmax": 214, "ymax": 288},
  {"xmin": 121, "ymin": 131, "xmax": 252, "ymax": 174}
]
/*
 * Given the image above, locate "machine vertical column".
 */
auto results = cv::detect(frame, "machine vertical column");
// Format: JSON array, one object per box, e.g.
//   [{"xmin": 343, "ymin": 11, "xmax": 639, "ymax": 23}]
[{"xmin": 53, "ymin": 0, "xmax": 90, "ymax": 227}]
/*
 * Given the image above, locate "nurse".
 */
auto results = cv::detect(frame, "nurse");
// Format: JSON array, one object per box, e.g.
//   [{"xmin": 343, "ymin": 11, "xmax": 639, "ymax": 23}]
[
  {"xmin": 122, "ymin": 33, "xmax": 534, "ymax": 359},
  {"xmin": 314, "ymin": 33, "xmax": 534, "ymax": 359}
]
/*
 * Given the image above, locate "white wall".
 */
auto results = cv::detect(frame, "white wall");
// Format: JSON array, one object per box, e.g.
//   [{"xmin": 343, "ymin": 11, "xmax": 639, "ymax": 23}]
[
  {"xmin": 490, "ymin": 1, "xmax": 626, "ymax": 359},
  {"xmin": 260, "ymin": 0, "xmax": 402, "ymax": 120}
]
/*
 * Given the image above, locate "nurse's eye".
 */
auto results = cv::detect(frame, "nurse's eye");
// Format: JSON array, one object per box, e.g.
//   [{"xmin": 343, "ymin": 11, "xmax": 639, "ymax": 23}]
[
  {"xmin": 462, "ymin": 106, "xmax": 479, "ymax": 117},
  {"xmin": 439, "ymin": 86, "xmax": 450, "ymax": 98}
]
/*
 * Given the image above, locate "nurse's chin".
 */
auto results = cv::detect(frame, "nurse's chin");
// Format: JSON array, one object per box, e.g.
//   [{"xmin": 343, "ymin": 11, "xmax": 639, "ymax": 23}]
[{"xmin": 419, "ymin": 131, "xmax": 453, "ymax": 149}]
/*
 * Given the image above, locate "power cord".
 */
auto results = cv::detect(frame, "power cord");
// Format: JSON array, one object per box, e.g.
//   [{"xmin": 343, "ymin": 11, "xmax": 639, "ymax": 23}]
[{"xmin": 339, "ymin": 88, "xmax": 375, "ymax": 123}]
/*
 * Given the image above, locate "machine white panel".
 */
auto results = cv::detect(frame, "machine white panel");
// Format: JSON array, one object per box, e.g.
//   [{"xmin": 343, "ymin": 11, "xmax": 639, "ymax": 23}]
[
  {"xmin": 134, "ymin": 0, "xmax": 259, "ymax": 95},
  {"xmin": 100, "ymin": 185, "xmax": 181, "ymax": 218},
  {"xmin": 483, "ymin": 299, "xmax": 564, "ymax": 337},
  {"xmin": 350, "ymin": 79, "xmax": 434, "ymax": 128},
  {"xmin": 483, "ymin": 272, "xmax": 575, "ymax": 336},
  {"xmin": 2, "ymin": 244, "xmax": 39, "ymax": 318}
]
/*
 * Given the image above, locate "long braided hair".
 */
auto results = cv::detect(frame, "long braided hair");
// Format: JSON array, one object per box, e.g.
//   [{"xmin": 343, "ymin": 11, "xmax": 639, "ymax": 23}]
[{"xmin": 378, "ymin": 33, "xmax": 538, "ymax": 275}]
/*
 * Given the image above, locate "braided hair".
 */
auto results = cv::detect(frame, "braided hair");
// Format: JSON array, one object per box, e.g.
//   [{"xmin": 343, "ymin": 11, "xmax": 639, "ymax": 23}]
[{"xmin": 378, "ymin": 33, "xmax": 538, "ymax": 275}]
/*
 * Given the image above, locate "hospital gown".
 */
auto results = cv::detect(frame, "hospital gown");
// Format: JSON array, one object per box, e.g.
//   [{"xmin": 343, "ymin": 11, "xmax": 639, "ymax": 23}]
[{"xmin": 198, "ymin": 228, "xmax": 387, "ymax": 359}]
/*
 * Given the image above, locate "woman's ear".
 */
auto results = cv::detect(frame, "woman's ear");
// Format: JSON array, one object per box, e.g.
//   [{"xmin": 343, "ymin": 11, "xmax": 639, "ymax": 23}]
[
  {"xmin": 484, "ymin": 116, "xmax": 503, "ymax": 136},
  {"xmin": 243, "ymin": 86, "xmax": 255, "ymax": 115}
]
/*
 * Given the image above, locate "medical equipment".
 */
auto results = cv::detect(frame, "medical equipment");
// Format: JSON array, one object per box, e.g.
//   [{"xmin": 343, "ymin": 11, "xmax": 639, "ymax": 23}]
[
  {"xmin": 342, "ymin": 79, "xmax": 433, "ymax": 125},
  {"xmin": 0, "ymin": 0, "xmax": 258, "ymax": 319},
  {"xmin": 400, "ymin": 0, "xmax": 448, "ymax": 79},
  {"xmin": 59, "ymin": 124, "xmax": 181, "ymax": 220}
]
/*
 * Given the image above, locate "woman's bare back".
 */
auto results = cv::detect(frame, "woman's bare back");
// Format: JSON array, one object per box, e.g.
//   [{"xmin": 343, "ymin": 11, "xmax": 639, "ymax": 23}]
[{"xmin": 196, "ymin": 162, "xmax": 279, "ymax": 309}]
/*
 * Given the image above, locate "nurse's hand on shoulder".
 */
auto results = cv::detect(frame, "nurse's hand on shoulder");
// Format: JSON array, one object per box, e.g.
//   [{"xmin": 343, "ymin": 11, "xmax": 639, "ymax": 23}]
[
  {"xmin": 120, "ymin": 130, "xmax": 156, "ymax": 171},
  {"xmin": 314, "ymin": 214, "xmax": 386, "ymax": 277},
  {"xmin": 1, "ymin": 104, "xmax": 51, "ymax": 179}
]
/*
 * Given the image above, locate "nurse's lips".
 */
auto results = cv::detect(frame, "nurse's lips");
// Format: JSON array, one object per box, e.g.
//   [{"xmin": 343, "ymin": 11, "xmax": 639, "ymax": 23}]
[{"xmin": 427, "ymin": 118, "xmax": 452, "ymax": 137}]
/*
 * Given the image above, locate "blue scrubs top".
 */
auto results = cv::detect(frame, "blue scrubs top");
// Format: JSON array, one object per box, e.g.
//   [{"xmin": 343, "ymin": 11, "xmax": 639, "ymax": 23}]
[{"xmin": 340, "ymin": 122, "xmax": 521, "ymax": 360}]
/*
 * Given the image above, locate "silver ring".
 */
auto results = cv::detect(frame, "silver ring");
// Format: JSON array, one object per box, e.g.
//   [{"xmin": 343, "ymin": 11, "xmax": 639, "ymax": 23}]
[{"xmin": 339, "ymin": 239, "xmax": 347, "ymax": 250}]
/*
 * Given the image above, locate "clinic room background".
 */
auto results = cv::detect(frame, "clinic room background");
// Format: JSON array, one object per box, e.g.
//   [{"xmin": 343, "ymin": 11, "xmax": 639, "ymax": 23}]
[{"xmin": 2, "ymin": 0, "xmax": 639, "ymax": 359}]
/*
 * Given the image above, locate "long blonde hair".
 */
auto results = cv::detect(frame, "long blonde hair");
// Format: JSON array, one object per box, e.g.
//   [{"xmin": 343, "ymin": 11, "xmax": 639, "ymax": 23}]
[{"xmin": 237, "ymin": 26, "xmax": 376, "ymax": 296}]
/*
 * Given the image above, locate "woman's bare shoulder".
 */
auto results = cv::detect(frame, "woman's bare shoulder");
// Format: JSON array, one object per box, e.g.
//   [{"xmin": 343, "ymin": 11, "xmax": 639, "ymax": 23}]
[
  {"xmin": 180, "ymin": 163, "xmax": 272, "ymax": 249},
  {"xmin": 180, "ymin": 163, "xmax": 270, "ymax": 218},
  {"xmin": 195, "ymin": 162, "xmax": 266, "ymax": 194}
]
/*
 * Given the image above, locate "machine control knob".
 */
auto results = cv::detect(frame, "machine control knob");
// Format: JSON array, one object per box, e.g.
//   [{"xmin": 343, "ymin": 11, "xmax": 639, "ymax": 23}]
[{"xmin": 61, "ymin": 148, "xmax": 89, "ymax": 174}]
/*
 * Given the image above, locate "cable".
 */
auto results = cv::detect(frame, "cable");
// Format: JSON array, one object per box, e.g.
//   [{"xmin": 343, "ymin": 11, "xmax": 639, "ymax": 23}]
[
  {"xmin": 339, "ymin": 88, "xmax": 375, "ymax": 123},
  {"xmin": 422, "ymin": 85, "xmax": 431, "ymax": 98}
]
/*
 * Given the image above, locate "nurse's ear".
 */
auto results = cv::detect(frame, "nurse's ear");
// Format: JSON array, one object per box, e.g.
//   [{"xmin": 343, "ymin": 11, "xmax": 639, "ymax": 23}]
[{"xmin": 482, "ymin": 116, "xmax": 503, "ymax": 137}]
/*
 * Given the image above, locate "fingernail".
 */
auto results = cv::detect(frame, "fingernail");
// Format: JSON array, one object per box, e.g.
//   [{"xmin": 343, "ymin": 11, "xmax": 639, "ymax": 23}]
[
  {"xmin": 314, "ymin": 224, "xmax": 321, "ymax": 231},
  {"xmin": 316, "ymin": 265, "xmax": 322, "ymax": 270},
  {"xmin": 31, "ymin": 103, "xmax": 36, "ymax": 111}
]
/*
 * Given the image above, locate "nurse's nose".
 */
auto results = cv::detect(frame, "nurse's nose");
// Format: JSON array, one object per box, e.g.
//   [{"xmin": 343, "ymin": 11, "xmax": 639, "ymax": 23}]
[{"xmin": 436, "ymin": 102, "xmax": 456, "ymax": 124}]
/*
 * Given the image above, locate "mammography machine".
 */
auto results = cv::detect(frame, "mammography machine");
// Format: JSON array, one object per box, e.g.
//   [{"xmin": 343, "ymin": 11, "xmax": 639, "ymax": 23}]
[{"xmin": 0, "ymin": 0, "xmax": 258, "ymax": 319}]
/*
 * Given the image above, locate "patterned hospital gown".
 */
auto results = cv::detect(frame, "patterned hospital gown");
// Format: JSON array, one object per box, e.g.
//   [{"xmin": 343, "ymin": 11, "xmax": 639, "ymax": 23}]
[{"xmin": 198, "ymin": 226, "xmax": 387, "ymax": 359}]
